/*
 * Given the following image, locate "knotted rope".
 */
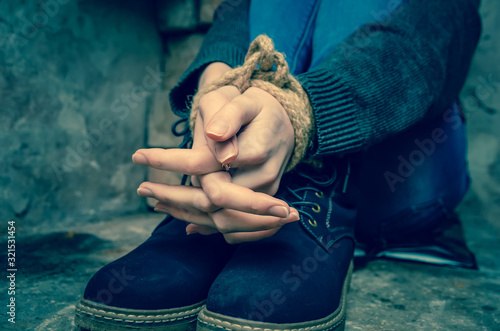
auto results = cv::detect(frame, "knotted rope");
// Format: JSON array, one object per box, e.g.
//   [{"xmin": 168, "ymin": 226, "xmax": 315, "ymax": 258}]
[{"xmin": 190, "ymin": 35, "xmax": 314, "ymax": 172}]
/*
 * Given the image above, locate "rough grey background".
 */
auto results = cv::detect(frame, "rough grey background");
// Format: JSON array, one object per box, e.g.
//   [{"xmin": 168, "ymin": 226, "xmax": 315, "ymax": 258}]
[
  {"xmin": 0, "ymin": 0, "xmax": 162, "ymax": 233},
  {"xmin": 460, "ymin": 0, "xmax": 500, "ymax": 228},
  {"xmin": 0, "ymin": 0, "xmax": 499, "ymax": 330}
]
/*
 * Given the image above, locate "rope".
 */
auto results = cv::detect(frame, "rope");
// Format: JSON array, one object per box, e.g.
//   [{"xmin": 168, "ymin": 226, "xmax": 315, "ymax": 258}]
[{"xmin": 190, "ymin": 34, "xmax": 314, "ymax": 172}]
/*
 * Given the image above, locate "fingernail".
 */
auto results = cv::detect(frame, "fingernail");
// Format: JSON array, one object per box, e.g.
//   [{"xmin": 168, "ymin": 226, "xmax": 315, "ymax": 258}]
[
  {"xmin": 207, "ymin": 120, "xmax": 230, "ymax": 137},
  {"xmin": 215, "ymin": 141, "xmax": 237, "ymax": 164},
  {"xmin": 137, "ymin": 187, "xmax": 153, "ymax": 197},
  {"xmin": 154, "ymin": 207, "xmax": 168, "ymax": 214},
  {"xmin": 132, "ymin": 153, "xmax": 147, "ymax": 165},
  {"xmin": 290, "ymin": 210, "xmax": 300, "ymax": 221},
  {"xmin": 269, "ymin": 206, "xmax": 289, "ymax": 218},
  {"xmin": 186, "ymin": 229, "xmax": 198, "ymax": 235}
]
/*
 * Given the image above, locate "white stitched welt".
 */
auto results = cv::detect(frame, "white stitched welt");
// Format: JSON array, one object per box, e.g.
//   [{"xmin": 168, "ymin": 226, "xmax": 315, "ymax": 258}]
[
  {"xmin": 199, "ymin": 314, "xmax": 343, "ymax": 331},
  {"xmin": 76, "ymin": 304, "xmax": 201, "ymax": 324}
]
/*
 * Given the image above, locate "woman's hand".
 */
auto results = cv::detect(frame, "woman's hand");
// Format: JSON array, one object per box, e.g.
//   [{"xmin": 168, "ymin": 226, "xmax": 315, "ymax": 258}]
[
  {"xmin": 196, "ymin": 85, "xmax": 295, "ymax": 194},
  {"xmin": 133, "ymin": 90, "xmax": 299, "ymax": 242},
  {"xmin": 133, "ymin": 62, "xmax": 298, "ymax": 243},
  {"xmin": 136, "ymin": 177, "xmax": 299, "ymax": 244}
]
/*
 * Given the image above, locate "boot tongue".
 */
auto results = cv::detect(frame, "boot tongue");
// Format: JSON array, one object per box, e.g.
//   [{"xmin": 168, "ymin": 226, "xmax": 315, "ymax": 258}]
[
  {"xmin": 293, "ymin": 162, "xmax": 323, "ymax": 176},
  {"xmin": 288, "ymin": 162, "xmax": 336, "ymax": 188}
]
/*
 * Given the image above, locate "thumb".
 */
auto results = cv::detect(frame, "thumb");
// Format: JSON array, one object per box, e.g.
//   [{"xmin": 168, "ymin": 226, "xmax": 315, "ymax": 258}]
[
  {"xmin": 205, "ymin": 94, "xmax": 261, "ymax": 164},
  {"xmin": 186, "ymin": 223, "xmax": 219, "ymax": 236},
  {"xmin": 205, "ymin": 93, "xmax": 261, "ymax": 142}
]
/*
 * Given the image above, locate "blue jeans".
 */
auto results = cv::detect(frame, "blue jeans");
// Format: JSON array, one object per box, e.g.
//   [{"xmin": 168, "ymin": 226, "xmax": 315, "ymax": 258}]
[{"xmin": 249, "ymin": 0, "xmax": 470, "ymax": 241}]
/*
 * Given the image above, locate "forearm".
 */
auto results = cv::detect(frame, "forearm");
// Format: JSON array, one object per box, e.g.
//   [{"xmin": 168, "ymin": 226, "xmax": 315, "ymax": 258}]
[{"xmin": 298, "ymin": 0, "xmax": 481, "ymax": 156}]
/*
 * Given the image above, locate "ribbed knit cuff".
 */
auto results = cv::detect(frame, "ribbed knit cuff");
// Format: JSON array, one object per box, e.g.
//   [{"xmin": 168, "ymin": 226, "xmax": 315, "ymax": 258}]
[
  {"xmin": 169, "ymin": 43, "xmax": 247, "ymax": 118},
  {"xmin": 298, "ymin": 69, "xmax": 364, "ymax": 156}
]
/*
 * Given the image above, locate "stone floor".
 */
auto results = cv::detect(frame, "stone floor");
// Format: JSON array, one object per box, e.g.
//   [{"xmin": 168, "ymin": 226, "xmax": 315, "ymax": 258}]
[{"xmin": 2, "ymin": 189, "xmax": 499, "ymax": 331}]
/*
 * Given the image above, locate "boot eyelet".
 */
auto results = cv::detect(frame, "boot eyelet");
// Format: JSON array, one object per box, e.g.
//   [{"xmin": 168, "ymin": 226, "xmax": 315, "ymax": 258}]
[
  {"xmin": 308, "ymin": 219, "xmax": 317, "ymax": 227},
  {"xmin": 315, "ymin": 191, "xmax": 324, "ymax": 198},
  {"xmin": 312, "ymin": 203, "xmax": 321, "ymax": 213}
]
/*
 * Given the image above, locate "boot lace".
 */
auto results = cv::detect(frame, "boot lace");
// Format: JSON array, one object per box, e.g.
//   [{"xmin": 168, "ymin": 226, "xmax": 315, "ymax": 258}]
[{"xmin": 280, "ymin": 160, "xmax": 351, "ymax": 222}]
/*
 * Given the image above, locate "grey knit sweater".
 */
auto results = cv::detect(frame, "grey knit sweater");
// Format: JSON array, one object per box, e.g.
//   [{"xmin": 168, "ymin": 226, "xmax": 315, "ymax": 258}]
[{"xmin": 169, "ymin": 0, "xmax": 481, "ymax": 157}]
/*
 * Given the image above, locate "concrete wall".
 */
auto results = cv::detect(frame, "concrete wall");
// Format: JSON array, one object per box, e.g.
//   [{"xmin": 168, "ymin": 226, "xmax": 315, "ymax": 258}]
[
  {"xmin": 0, "ymin": 0, "xmax": 162, "ymax": 233},
  {"xmin": 459, "ymin": 0, "xmax": 500, "ymax": 228},
  {"xmin": 1, "ymin": 0, "xmax": 499, "ymax": 234}
]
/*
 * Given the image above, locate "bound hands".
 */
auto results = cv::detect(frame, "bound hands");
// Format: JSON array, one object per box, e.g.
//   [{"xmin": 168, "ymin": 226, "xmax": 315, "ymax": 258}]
[{"xmin": 133, "ymin": 63, "xmax": 299, "ymax": 244}]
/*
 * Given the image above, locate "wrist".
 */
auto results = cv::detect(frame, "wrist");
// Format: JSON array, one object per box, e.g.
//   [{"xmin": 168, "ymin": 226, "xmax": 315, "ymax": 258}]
[{"xmin": 198, "ymin": 62, "xmax": 232, "ymax": 89}]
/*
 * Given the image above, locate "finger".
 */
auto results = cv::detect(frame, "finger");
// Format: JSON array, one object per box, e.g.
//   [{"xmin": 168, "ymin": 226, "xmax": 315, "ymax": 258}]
[
  {"xmin": 208, "ymin": 138, "xmax": 267, "ymax": 169},
  {"xmin": 192, "ymin": 112, "xmax": 208, "ymax": 149},
  {"xmin": 206, "ymin": 86, "xmax": 285, "ymax": 142},
  {"xmin": 205, "ymin": 94, "xmax": 262, "ymax": 163},
  {"xmin": 230, "ymin": 156, "xmax": 288, "ymax": 195},
  {"xmin": 224, "ymin": 127, "xmax": 268, "ymax": 168},
  {"xmin": 199, "ymin": 171, "xmax": 291, "ymax": 218},
  {"xmin": 211, "ymin": 117, "xmax": 292, "ymax": 169},
  {"xmin": 190, "ymin": 115, "xmax": 209, "ymax": 187},
  {"xmin": 132, "ymin": 147, "xmax": 221, "ymax": 175},
  {"xmin": 154, "ymin": 202, "xmax": 215, "ymax": 228},
  {"xmin": 211, "ymin": 208, "xmax": 299, "ymax": 233},
  {"xmin": 223, "ymin": 228, "xmax": 281, "ymax": 244},
  {"xmin": 197, "ymin": 86, "xmax": 240, "ymax": 156},
  {"xmin": 213, "ymin": 136, "xmax": 238, "ymax": 165},
  {"xmin": 191, "ymin": 175, "xmax": 200, "ymax": 187},
  {"xmin": 232, "ymin": 168, "xmax": 278, "ymax": 195},
  {"xmin": 186, "ymin": 223, "xmax": 219, "ymax": 235},
  {"xmin": 198, "ymin": 86, "xmax": 240, "ymax": 123},
  {"xmin": 138, "ymin": 182, "xmax": 218, "ymax": 213},
  {"xmin": 205, "ymin": 93, "xmax": 262, "ymax": 142}
]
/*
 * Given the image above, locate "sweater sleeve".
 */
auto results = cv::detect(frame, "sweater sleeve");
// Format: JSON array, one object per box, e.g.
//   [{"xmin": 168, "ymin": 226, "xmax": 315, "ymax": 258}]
[
  {"xmin": 169, "ymin": 0, "xmax": 250, "ymax": 118},
  {"xmin": 298, "ymin": 0, "xmax": 481, "ymax": 156}
]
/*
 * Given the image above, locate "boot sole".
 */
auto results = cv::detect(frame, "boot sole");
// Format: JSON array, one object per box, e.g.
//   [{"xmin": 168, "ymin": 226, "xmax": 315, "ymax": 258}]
[
  {"xmin": 75, "ymin": 298, "xmax": 204, "ymax": 330},
  {"xmin": 197, "ymin": 260, "xmax": 353, "ymax": 331}
]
